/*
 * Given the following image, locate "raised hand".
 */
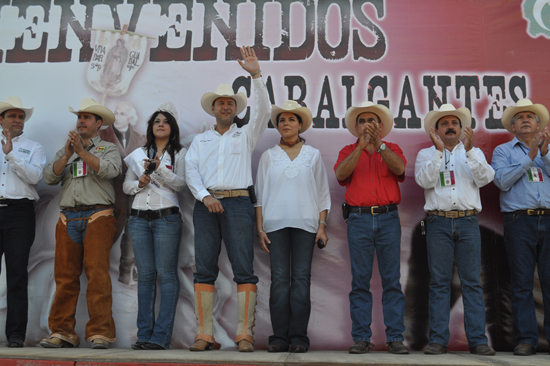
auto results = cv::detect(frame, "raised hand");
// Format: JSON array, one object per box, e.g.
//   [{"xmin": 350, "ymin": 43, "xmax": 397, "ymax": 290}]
[
  {"xmin": 237, "ymin": 46, "xmax": 260, "ymax": 77},
  {"xmin": 429, "ymin": 127, "xmax": 444, "ymax": 152},
  {"xmin": 463, "ymin": 126, "xmax": 474, "ymax": 151},
  {"xmin": 540, "ymin": 128, "xmax": 550, "ymax": 157},
  {"xmin": 1, "ymin": 129, "xmax": 13, "ymax": 155}
]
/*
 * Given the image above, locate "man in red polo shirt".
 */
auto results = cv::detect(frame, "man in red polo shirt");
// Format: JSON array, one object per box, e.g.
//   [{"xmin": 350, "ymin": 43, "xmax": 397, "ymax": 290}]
[{"xmin": 334, "ymin": 101, "xmax": 408, "ymax": 355}]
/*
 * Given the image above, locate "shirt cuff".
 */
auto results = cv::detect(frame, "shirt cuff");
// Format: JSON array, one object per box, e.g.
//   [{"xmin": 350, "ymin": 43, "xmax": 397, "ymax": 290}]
[
  {"xmin": 520, "ymin": 153, "xmax": 535, "ymax": 169},
  {"xmin": 431, "ymin": 149, "xmax": 443, "ymax": 163},
  {"xmin": 197, "ymin": 189, "xmax": 210, "ymax": 202},
  {"xmin": 465, "ymin": 148, "xmax": 479, "ymax": 161}
]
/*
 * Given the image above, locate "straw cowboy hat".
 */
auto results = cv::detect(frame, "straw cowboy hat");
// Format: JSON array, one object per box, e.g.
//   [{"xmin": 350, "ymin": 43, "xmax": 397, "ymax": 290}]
[
  {"xmin": 68, "ymin": 98, "xmax": 115, "ymax": 126},
  {"xmin": 0, "ymin": 96, "xmax": 34, "ymax": 122},
  {"xmin": 201, "ymin": 84, "xmax": 247, "ymax": 117},
  {"xmin": 501, "ymin": 99, "xmax": 549, "ymax": 133},
  {"xmin": 271, "ymin": 100, "xmax": 313, "ymax": 132},
  {"xmin": 344, "ymin": 101, "xmax": 393, "ymax": 138},
  {"xmin": 424, "ymin": 104, "xmax": 471, "ymax": 140}
]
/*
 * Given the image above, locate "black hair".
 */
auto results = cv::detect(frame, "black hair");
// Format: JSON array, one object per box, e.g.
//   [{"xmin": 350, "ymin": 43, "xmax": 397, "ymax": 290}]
[
  {"xmin": 356, "ymin": 112, "xmax": 381, "ymax": 124},
  {"xmin": 276, "ymin": 112, "xmax": 306, "ymax": 143},
  {"xmin": 435, "ymin": 116, "xmax": 462, "ymax": 130},
  {"xmin": 144, "ymin": 111, "xmax": 183, "ymax": 164},
  {"xmin": 0, "ymin": 110, "xmax": 26, "ymax": 119}
]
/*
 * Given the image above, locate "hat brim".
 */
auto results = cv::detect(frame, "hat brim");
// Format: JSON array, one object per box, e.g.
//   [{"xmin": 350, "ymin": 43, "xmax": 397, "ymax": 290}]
[
  {"xmin": 271, "ymin": 105, "xmax": 313, "ymax": 132},
  {"xmin": 424, "ymin": 108, "xmax": 471, "ymax": 140},
  {"xmin": 0, "ymin": 103, "xmax": 33, "ymax": 123},
  {"xmin": 201, "ymin": 92, "xmax": 247, "ymax": 117},
  {"xmin": 501, "ymin": 104, "xmax": 550, "ymax": 133},
  {"xmin": 344, "ymin": 104, "xmax": 393, "ymax": 138},
  {"xmin": 68, "ymin": 105, "xmax": 115, "ymax": 126}
]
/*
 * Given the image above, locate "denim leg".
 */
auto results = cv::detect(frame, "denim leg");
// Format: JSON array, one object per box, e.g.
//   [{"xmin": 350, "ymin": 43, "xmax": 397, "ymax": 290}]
[
  {"xmin": 454, "ymin": 216, "xmax": 487, "ymax": 348},
  {"xmin": 426, "ymin": 215, "xmax": 455, "ymax": 347},
  {"xmin": 288, "ymin": 228, "xmax": 315, "ymax": 348},
  {"xmin": 0, "ymin": 203, "xmax": 35, "ymax": 341},
  {"xmin": 267, "ymin": 228, "xmax": 291, "ymax": 349},
  {"xmin": 128, "ymin": 216, "xmax": 156, "ymax": 343},
  {"xmin": 375, "ymin": 211, "xmax": 406, "ymax": 342},
  {"xmin": 504, "ymin": 214, "xmax": 545, "ymax": 347},
  {"xmin": 347, "ymin": 212, "xmax": 375, "ymax": 342},
  {"xmin": 150, "ymin": 214, "xmax": 181, "ymax": 349},
  {"xmin": 193, "ymin": 200, "xmax": 222, "ymax": 284},
  {"xmin": 219, "ymin": 197, "xmax": 258, "ymax": 285},
  {"xmin": 540, "ymin": 216, "xmax": 550, "ymax": 344}
]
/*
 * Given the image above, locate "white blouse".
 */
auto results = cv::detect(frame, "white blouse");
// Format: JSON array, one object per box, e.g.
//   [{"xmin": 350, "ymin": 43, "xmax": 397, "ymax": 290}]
[
  {"xmin": 123, "ymin": 147, "xmax": 187, "ymax": 210},
  {"xmin": 255, "ymin": 144, "xmax": 331, "ymax": 234}
]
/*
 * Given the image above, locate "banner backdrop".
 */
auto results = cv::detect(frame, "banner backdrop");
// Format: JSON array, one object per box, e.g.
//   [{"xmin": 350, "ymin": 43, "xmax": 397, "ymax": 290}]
[{"xmin": 0, "ymin": 0, "xmax": 548, "ymax": 351}]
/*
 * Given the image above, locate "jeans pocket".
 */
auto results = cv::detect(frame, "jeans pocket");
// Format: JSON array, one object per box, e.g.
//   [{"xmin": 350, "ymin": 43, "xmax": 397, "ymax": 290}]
[
  {"xmin": 348, "ymin": 212, "xmax": 359, "ymax": 222},
  {"xmin": 162, "ymin": 213, "xmax": 181, "ymax": 224},
  {"xmin": 503, "ymin": 213, "xmax": 518, "ymax": 225},
  {"xmin": 466, "ymin": 215, "xmax": 479, "ymax": 224},
  {"xmin": 128, "ymin": 215, "xmax": 137, "ymax": 224},
  {"xmin": 426, "ymin": 215, "xmax": 436, "ymax": 224}
]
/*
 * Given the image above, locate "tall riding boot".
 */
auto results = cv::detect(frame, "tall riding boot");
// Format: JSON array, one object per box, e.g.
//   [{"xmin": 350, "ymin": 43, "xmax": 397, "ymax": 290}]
[
  {"xmin": 190, "ymin": 283, "xmax": 215, "ymax": 351},
  {"xmin": 235, "ymin": 284, "xmax": 257, "ymax": 352}
]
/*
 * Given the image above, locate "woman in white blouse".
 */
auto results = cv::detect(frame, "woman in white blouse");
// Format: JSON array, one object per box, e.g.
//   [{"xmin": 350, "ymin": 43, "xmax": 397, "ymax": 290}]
[
  {"xmin": 122, "ymin": 102, "xmax": 187, "ymax": 350},
  {"xmin": 255, "ymin": 100, "xmax": 330, "ymax": 353}
]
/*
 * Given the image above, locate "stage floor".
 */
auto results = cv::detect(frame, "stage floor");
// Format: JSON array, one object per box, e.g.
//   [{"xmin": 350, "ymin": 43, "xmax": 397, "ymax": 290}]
[{"xmin": 0, "ymin": 348, "xmax": 548, "ymax": 366}]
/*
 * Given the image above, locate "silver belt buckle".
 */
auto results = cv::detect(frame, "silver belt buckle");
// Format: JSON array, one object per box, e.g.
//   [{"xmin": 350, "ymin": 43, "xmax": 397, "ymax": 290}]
[{"xmin": 212, "ymin": 190, "xmax": 225, "ymax": 200}]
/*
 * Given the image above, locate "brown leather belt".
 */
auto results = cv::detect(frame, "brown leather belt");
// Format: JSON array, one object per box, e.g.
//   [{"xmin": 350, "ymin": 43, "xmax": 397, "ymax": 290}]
[
  {"xmin": 514, "ymin": 209, "xmax": 550, "ymax": 216},
  {"xmin": 207, "ymin": 189, "xmax": 249, "ymax": 199},
  {"xmin": 63, "ymin": 204, "xmax": 112, "ymax": 212},
  {"xmin": 427, "ymin": 210, "xmax": 477, "ymax": 218}
]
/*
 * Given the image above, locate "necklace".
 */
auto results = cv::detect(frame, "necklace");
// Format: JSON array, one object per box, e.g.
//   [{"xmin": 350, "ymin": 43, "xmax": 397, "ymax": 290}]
[{"xmin": 280, "ymin": 137, "xmax": 301, "ymax": 147}]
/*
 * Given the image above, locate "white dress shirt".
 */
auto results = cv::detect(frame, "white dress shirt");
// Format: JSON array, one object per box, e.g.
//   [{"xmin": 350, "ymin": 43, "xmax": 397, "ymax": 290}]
[
  {"xmin": 185, "ymin": 78, "xmax": 270, "ymax": 202},
  {"xmin": 123, "ymin": 147, "xmax": 187, "ymax": 210},
  {"xmin": 415, "ymin": 142, "xmax": 494, "ymax": 212},
  {"xmin": 0, "ymin": 132, "xmax": 46, "ymax": 201},
  {"xmin": 255, "ymin": 145, "xmax": 331, "ymax": 234}
]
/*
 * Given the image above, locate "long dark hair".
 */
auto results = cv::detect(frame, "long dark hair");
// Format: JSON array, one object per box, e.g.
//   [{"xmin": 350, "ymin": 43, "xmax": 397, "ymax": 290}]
[
  {"xmin": 276, "ymin": 112, "xmax": 306, "ymax": 143},
  {"xmin": 144, "ymin": 111, "xmax": 183, "ymax": 164}
]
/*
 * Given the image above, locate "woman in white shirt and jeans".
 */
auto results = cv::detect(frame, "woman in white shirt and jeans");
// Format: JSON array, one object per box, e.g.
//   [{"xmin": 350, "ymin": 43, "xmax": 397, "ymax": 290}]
[
  {"xmin": 255, "ymin": 100, "xmax": 330, "ymax": 353},
  {"xmin": 123, "ymin": 102, "xmax": 187, "ymax": 350}
]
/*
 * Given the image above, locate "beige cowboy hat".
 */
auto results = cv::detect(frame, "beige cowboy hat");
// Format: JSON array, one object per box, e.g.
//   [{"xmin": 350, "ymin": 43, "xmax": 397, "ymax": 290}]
[
  {"xmin": 201, "ymin": 84, "xmax": 247, "ymax": 117},
  {"xmin": 271, "ymin": 100, "xmax": 313, "ymax": 132},
  {"xmin": 344, "ymin": 101, "xmax": 393, "ymax": 138},
  {"xmin": 0, "ymin": 96, "xmax": 34, "ymax": 122},
  {"xmin": 424, "ymin": 104, "xmax": 471, "ymax": 140},
  {"xmin": 68, "ymin": 98, "xmax": 115, "ymax": 125},
  {"xmin": 501, "ymin": 99, "xmax": 549, "ymax": 133}
]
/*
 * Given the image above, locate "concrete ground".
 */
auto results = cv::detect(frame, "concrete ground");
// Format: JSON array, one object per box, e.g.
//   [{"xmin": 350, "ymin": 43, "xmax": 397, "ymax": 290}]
[{"xmin": 0, "ymin": 348, "xmax": 548, "ymax": 366}]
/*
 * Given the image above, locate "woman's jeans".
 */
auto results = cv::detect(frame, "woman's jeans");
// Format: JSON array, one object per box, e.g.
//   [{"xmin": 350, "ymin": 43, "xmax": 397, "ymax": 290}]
[
  {"xmin": 267, "ymin": 227, "xmax": 316, "ymax": 350},
  {"xmin": 128, "ymin": 212, "xmax": 182, "ymax": 349}
]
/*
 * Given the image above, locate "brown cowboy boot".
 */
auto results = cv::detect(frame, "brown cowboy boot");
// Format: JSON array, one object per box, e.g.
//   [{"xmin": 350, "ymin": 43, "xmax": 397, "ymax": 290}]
[
  {"xmin": 235, "ymin": 284, "xmax": 257, "ymax": 352},
  {"xmin": 190, "ymin": 283, "xmax": 215, "ymax": 351}
]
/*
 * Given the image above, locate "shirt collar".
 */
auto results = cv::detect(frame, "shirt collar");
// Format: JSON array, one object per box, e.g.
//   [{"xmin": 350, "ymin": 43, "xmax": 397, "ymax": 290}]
[
  {"xmin": 210, "ymin": 123, "xmax": 236, "ymax": 136},
  {"xmin": 445, "ymin": 141, "xmax": 463, "ymax": 153}
]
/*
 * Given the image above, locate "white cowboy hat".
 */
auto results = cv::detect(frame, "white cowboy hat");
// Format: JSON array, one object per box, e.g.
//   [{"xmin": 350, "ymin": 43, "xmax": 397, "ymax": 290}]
[
  {"xmin": 0, "ymin": 96, "xmax": 34, "ymax": 122},
  {"xmin": 501, "ymin": 99, "xmax": 549, "ymax": 133},
  {"xmin": 271, "ymin": 100, "xmax": 313, "ymax": 132},
  {"xmin": 424, "ymin": 104, "xmax": 471, "ymax": 140},
  {"xmin": 201, "ymin": 84, "xmax": 247, "ymax": 117},
  {"xmin": 344, "ymin": 101, "xmax": 393, "ymax": 138},
  {"xmin": 68, "ymin": 98, "xmax": 115, "ymax": 126}
]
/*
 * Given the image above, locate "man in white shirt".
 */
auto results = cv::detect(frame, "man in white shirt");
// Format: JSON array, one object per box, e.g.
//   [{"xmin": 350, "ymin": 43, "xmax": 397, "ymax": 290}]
[
  {"xmin": 0, "ymin": 96, "xmax": 46, "ymax": 347},
  {"xmin": 414, "ymin": 104, "xmax": 495, "ymax": 356},
  {"xmin": 185, "ymin": 46, "xmax": 270, "ymax": 352}
]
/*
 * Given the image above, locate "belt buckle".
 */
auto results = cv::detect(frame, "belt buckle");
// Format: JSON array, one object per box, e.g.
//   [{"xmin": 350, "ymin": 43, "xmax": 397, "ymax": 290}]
[
  {"xmin": 371, "ymin": 206, "xmax": 379, "ymax": 215},
  {"xmin": 527, "ymin": 209, "xmax": 536, "ymax": 215},
  {"xmin": 212, "ymin": 190, "xmax": 225, "ymax": 200},
  {"xmin": 0, "ymin": 204, "xmax": 7, "ymax": 207},
  {"xmin": 446, "ymin": 211, "xmax": 458, "ymax": 218}
]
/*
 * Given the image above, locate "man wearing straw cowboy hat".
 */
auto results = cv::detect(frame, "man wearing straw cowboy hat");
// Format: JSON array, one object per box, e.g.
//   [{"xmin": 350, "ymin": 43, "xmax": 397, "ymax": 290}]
[
  {"xmin": 415, "ymin": 104, "xmax": 495, "ymax": 356},
  {"xmin": 185, "ymin": 46, "xmax": 269, "ymax": 352},
  {"xmin": 492, "ymin": 99, "xmax": 550, "ymax": 356},
  {"xmin": 334, "ymin": 101, "xmax": 409, "ymax": 355},
  {"xmin": 41, "ymin": 98, "xmax": 121, "ymax": 349},
  {"xmin": 0, "ymin": 96, "xmax": 46, "ymax": 347}
]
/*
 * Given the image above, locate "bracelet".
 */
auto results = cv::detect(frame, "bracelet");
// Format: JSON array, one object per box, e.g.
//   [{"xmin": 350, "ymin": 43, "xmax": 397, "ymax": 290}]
[
  {"xmin": 250, "ymin": 69, "xmax": 261, "ymax": 77},
  {"xmin": 257, "ymin": 229, "xmax": 265, "ymax": 236},
  {"xmin": 319, "ymin": 220, "xmax": 328, "ymax": 227}
]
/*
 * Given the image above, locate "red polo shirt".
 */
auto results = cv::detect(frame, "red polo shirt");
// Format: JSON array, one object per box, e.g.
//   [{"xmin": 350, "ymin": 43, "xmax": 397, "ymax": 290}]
[{"xmin": 334, "ymin": 141, "xmax": 406, "ymax": 207}]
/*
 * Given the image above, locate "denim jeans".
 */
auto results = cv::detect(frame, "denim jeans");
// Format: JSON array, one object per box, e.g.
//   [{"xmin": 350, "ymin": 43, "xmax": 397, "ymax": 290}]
[
  {"xmin": 426, "ymin": 215, "xmax": 487, "ymax": 348},
  {"xmin": 193, "ymin": 197, "xmax": 258, "ymax": 285},
  {"xmin": 503, "ymin": 213, "xmax": 550, "ymax": 348},
  {"xmin": 128, "ymin": 213, "xmax": 182, "ymax": 349},
  {"xmin": 63, "ymin": 207, "xmax": 107, "ymax": 245},
  {"xmin": 0, "ymin": 201, "xmax": 35, "ymax": 341},
  {"xmin": 347, "ymin": 209, "xmax": 406, "ymax": 342},
  {"xmin": 267, "ymin": 228, "xmax": 316, "ymax": 350}
]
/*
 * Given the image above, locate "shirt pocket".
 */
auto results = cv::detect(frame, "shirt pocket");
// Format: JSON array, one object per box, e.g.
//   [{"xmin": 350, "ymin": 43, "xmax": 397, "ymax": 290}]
[{"xmin": 231, "ymin": 134, "xmax": 242, "ymax": 155}]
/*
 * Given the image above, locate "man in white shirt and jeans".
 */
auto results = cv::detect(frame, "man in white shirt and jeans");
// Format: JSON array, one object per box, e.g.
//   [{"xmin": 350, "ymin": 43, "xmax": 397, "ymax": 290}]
[
  {"xmin": 185, "ymin": 46, "xmax": 270, "ymax": 352},
  {"xmin": 0, "ymin": 96, "xmax": 46, "ymax": 347},
  {"xmin": 414, "ymin": 104, "xmax": 495, "ymax": 356}
]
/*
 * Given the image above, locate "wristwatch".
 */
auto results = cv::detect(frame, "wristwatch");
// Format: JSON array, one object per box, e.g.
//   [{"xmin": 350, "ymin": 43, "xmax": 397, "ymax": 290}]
[{"xmin": 377, "ymin": 143, "xmax": 386, "ymax": 153}]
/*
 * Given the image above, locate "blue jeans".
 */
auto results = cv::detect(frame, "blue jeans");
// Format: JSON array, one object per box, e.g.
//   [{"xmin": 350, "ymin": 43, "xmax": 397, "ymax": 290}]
[
  {"xmin": 347, "ymin": 209, "xmax": 405, "ymax": 342},
  {"xmin": 503, "ymin": 213, "xmax": 550, "ymax": 348},
  {"xmin": 193, "ymin": 197, "xmax": 258, "ymax": 285},
  {"xmin": 426, "ymin": 215, "xmax": 487, "ymax": 348},
  {"xmin": 267, "ymin": 228, "xmax": 316, "ymax": 350},
  {"xmin": 63, "ymin": 207, "xmax": 107, "ymax": 246},
  {"xmin": 128, "ymin": 212, "xmax": 182, "ymax": 349}
]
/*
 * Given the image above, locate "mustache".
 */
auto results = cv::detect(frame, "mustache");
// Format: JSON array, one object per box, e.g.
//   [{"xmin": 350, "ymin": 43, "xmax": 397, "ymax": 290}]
[{"xmin": 445, "ymin": 129, "xmax": 457, "ymax": 135}]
